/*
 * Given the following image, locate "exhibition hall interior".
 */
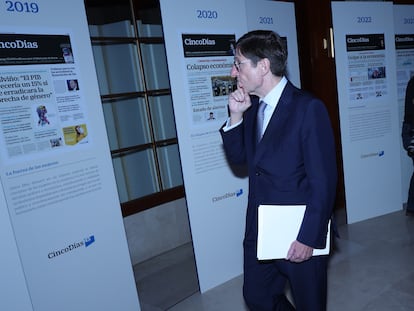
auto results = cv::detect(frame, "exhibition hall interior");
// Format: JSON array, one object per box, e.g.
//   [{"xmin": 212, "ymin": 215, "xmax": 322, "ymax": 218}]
[
  {"xmin": 86, "ymin": 0, "xmax": 414, "ymax": 310},
  {"xmin": 2, "ymin": 0, "xmax": 413, "ymax": 310}
]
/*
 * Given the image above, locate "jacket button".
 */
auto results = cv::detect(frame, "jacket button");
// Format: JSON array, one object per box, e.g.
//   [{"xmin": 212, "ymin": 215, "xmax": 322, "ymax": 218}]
[{"xmin": 255, "ymin": 172, "xmax": 260, "ymax": 176}]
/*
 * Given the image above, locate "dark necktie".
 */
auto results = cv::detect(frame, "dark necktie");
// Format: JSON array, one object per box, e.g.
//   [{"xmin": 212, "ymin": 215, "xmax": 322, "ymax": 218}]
[{"xmin": 257, "ymin": 100, "xmax": 267, "ymax": 143}]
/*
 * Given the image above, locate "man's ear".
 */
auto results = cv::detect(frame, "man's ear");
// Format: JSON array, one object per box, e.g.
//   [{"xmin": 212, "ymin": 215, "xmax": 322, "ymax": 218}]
[{"xmin": 260, "ymin": 58, "xmax": 270, "ymax": 75}]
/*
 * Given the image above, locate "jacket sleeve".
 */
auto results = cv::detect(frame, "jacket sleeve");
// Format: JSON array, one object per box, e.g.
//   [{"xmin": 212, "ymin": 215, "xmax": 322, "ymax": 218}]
[
  {"xmin": 296, "ymin": 98, "xmax": 338, "ymax": 249},
  {"xmin": 402, "ymin": 77, "xmax": 414, "ymax": 150},
  {"xmin": 402, "ymin": 122, "xmax": 411, "ymax": 151},
  {"xmin": 220, "ymin": 122, "xmax": 247, "ymax": 165}
]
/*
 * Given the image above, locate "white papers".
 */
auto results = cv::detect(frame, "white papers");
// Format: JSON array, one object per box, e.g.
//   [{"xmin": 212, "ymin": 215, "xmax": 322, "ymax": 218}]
[{"xmin": 257, "ymin": 205, "xmax": 330, "ymax": 260}]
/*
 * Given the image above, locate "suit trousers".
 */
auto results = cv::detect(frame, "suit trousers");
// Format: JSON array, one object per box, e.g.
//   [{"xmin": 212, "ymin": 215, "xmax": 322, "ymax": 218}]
[{"xmin": 243, "ymin": 239, "xmax": 328, "ymax": 311}]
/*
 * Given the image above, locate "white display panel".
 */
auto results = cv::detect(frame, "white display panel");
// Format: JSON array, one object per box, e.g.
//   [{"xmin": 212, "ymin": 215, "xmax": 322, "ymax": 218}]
[
  {"xmin": 245, "ymin": 0, "xmax": 301, "ymax": 88},
  {"xmin": 0, "ymin": 187, "xmax": 32, "ymax": 311},
  {"xmin": 0, "ymin": 1, "xmax": 141, "ymax": 310},
  {"xmin": 394, "ymin": 5, "xmax": 414, "ymax": 206},
  {"xmin": 160, "ymin": 0, "xmax": 249, "ymax": 293},
  {"xmin": 332, "ymin": 2, "xmax": 402, "ymax": 223}
]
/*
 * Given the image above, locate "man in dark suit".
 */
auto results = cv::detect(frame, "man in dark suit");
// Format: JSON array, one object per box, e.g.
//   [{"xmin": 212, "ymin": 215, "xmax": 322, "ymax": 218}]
[
  {"xmin": 402, "ymin": 76, "xmax": 414, "ymax": 215},
  {"xmin": 220, "ymin": 30, "xmax": 337, "ymax": 311}
]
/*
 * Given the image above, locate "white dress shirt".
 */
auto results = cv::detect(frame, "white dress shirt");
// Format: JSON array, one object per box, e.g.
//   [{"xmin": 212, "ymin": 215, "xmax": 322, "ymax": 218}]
[
  {"xmin": 223, "ymin": 76, "xmax": 288, "ymax": 133},
  {"xmin": 258, "ymin": 76, "xmax": 287, "ymax": 135}
]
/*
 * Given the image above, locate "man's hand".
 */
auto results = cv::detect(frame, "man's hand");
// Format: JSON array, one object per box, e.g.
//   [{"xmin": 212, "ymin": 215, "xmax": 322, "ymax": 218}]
[
  {"xmin": 228, "ymin": 87, "xmax": 251, "ymax": 125},
  {"xmin": 408, "ymin": 143, "xmax": 414, "ymax": 157},
  {"xmin": 286, "ymin": 240, "xmax": 313, "ymax": 263}
]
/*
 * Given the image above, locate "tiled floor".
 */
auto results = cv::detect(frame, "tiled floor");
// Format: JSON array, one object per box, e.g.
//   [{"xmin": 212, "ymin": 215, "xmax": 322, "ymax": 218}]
[{"xmin": 134, "ymin": 208, "xmax": 414, "ymax": 310}]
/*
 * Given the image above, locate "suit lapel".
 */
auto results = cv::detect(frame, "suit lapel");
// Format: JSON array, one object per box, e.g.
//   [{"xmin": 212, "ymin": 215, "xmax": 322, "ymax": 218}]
[{"xmin": 254, "ymin": 82, "xmax": 295, "ymax": 164}]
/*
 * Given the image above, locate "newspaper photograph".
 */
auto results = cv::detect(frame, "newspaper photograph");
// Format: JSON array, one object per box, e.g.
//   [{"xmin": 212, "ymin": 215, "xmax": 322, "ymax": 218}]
[
  {"xmin": 346, "ymin": 33, "xmax": 388, "ymax": 102},
  {"xmin": 0, "ymin": 33, "xmax": 89, "ymax": 164},
  {"xmin": 182, "ymin": 33, "xmax": 236, "ymax": 126}
]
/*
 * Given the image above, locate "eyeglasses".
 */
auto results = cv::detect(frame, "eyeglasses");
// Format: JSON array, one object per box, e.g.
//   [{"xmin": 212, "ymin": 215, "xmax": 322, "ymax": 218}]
[{"xmin": 233, "ymin": 59, "xmax": 251, "ymax": 71}]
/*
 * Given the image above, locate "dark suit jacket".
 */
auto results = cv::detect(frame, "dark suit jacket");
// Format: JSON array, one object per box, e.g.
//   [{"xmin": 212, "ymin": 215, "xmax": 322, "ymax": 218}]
[
  {"xmin": 402, "ymin": 76, "xmax": 414, "ymax": 150},
  {"xmin": 220, "ymin": 81, "xmax": 337, "ymax": 250}
]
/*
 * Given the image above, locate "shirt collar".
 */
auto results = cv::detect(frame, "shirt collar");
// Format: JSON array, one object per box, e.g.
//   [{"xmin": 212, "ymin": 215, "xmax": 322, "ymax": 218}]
[{"xmin": 260, "ymin": 76, "xmax": 288, "ymax": 109}]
